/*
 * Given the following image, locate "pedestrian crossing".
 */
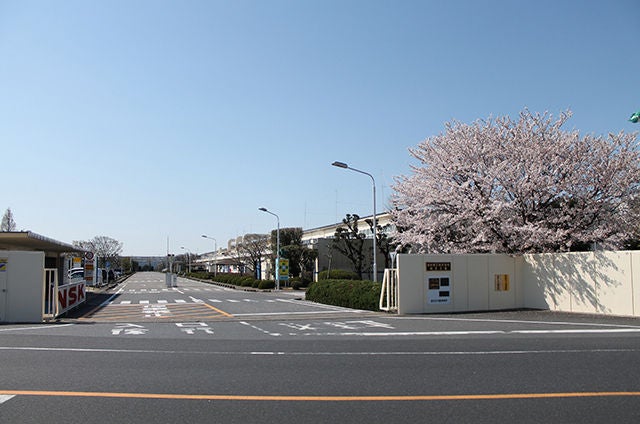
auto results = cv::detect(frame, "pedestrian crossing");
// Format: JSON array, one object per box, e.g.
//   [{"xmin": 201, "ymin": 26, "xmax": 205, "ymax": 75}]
[{"xmin": 124, "ymin": 287, "xmax": 230, "ymax": 294}]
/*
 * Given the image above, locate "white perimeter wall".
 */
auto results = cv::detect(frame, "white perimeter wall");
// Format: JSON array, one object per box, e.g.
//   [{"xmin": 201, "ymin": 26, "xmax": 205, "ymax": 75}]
[
  {"xmin": 397, "ymin": 254, "xmax": 522, "ymax": 314},
  {"xmin": 523, "ymin": 251, "xmax": 639, "ymax": 316},
  {"xmin": 0, "ymin": 251, "xmax": 45, "ymax": 323},
  {"xmin": 397, "ymin": 251, "xmax": 640, "ymax": 317}
]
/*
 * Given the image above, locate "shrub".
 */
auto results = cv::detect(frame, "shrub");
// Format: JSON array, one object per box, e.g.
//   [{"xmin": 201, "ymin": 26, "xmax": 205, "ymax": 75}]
[
  {"xmin": 306, "ymin": 279, "xmax": 382, "ymax": 311},
  {"xmin": 290, "ymin": 276, "xmax": 312, "ymax": 288},
  {"xmin": 258, "ymin": 280, "xmax": 276, "ymax": 290}
]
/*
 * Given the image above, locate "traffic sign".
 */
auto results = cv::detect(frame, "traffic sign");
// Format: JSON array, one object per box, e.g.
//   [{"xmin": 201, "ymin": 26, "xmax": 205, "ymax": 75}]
[{"xmin": 278, "ymin": 258, "xmax": 289, "ymax": 281}]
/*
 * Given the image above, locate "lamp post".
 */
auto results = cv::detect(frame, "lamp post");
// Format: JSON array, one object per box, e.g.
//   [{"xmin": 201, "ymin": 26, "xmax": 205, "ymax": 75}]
[
  {"xmin": 201, "ymin": 235, "xmax": 217, "ymax": 277},
  {"xmin": 259, "ymin": 207, "xmax": 280, "ymax": 290},
  {"xmin": 180, "ymin": 246, "xmax": 192, "ymax": 274},
  {"xmin": 332, "ymin": 161, "xmax": 378, "ymax": 282}
]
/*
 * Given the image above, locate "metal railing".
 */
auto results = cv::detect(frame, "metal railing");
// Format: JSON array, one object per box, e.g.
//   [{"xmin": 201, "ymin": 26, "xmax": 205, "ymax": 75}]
[{"xmin": 379, "ymin": 268, "xmax": 398, "ymax": 312}]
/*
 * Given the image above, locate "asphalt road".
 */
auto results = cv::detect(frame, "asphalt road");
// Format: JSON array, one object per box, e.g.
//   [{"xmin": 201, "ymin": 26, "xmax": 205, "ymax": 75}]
[{"xmin": 1, "ymin": 272, "xmax": 640, "ymax": 423}]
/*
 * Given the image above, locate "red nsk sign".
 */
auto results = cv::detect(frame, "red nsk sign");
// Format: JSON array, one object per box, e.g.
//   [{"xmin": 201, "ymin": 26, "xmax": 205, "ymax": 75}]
[{"xmin": 57, "ymin": 282, "xmax": 86, "ymax": 314}]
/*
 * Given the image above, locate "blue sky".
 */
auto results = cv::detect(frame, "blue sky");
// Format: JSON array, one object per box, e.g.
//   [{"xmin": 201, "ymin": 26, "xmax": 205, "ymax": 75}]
[{"xmin": 1, "ymin": 0, "xmax": 638, "ymax": 256}]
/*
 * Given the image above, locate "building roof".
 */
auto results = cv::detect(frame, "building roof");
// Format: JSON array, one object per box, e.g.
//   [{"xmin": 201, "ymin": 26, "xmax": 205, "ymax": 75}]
[{"xmin": 0, "ymin": 231, "xmax": 84, "ymax": 253}]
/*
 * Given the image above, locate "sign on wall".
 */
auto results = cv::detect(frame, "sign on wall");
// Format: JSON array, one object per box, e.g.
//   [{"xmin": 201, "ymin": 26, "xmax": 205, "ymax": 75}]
[
  {"xmin": 57, "ymin": 281, "xmax": 86, "ymax": 315},
  {"xmin": 426, "ymin": 262, "xmax": 451, "ymax": 271},
  {"xmin": 495, "ymin": 274, "xmax": 510, "ymax": 291},
  {"xmin": 427, "ymin": 276, "xmax": 451, "ymax": 304}
]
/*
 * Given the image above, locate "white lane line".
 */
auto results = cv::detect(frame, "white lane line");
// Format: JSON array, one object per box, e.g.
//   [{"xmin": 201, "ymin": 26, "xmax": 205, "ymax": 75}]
[
  {"xmin": 233, "ymin": 310, "xmax": 358, "ymax": 317},
  {"xmin": 388, "ymin": 316, "xmax": 640, "ymax": 329},
  {"xmin": 0, "ymin": 345, "xmax": 637, "ymax": 356},
  {"xmin": 275, "ymin": 298, "xmax": 363, "ymax": 312},
  {"xmin": 0, "ymin": 324, "xmax": 74, "ymax": 333},
  {"xmin": 0, "ymin": 395, "xmax": 15, "ymax": 404},
  {"xmin": 100, "ymin": 284, "xmax": 128, "ymax": 306},
  {"xmin": 239, "ymin": 321, "xmax": 281, "ymax": 337},
  {"xmin": 297, "ymin": 328, "xmax": 640, "ymax": 337}
]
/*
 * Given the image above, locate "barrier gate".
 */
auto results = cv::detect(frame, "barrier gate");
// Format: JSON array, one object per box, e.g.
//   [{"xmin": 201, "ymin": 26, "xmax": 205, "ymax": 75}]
[{"xmin": 379, "ymin": 268, "xmax": 398, "ymax": 312}]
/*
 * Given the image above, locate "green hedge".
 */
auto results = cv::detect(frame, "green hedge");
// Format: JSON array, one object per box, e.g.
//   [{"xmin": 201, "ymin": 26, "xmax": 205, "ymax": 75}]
[{"xmin": 306, "ymin": 279, "xmax": 381, "ymax": 311}]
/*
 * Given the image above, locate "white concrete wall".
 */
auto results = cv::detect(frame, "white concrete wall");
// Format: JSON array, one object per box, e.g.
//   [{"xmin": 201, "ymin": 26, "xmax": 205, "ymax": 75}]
[
  {"xmin": 397, "ymin": 251, "xmax": 640, "ymax": 317},
  {"xmin": 0, "ymin": 251, "xmax": 45, "ymax": 323},
  {"xmin": 523, "ymin": 251, "xmax": 638, "ymax": 317},
  {"xmin": 397, "ymin": 254, "xmax": 521, "ymax": 314}
]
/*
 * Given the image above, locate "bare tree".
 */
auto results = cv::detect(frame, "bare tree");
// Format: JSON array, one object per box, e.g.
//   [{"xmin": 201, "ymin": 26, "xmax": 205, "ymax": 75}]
[
  {"xmin": 73, "ymin": 236, "xmax": 123, "ymax": 267},
  {"xmin": 332, "ymin": 214, "xmax": 366, "ymax": 279},
  {"xmin": 235, "ymin": 234, "xmax": 269, "ymax": 277},
  {"xmin": 1, "ymin": 208, "xmax": 17, "ymax": 231}
]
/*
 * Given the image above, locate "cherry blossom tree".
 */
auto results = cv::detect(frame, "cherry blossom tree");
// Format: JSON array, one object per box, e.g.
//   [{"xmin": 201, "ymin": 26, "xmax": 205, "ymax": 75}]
[{"xmin": 391, "ymin": 109, "xmax": 640, "ymax": 254}]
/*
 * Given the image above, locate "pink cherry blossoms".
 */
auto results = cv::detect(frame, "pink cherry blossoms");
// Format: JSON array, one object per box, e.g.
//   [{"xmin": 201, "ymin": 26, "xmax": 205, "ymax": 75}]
[{"xmin": 391, "ymin": 109, "xmax": 640, "ymax": 254}]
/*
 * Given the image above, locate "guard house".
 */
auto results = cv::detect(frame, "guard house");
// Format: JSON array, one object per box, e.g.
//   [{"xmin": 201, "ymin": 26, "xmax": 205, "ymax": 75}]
[{"xmin": 0, "ymin": 231, "xmax": 86, "ymax": 323}]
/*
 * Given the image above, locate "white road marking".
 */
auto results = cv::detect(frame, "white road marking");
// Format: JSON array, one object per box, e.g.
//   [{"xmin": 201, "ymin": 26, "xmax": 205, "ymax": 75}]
[
  {"xmin": 232, "ymin": 310, "xmax": 357, "ymax": 317},
  {"xmin": 388, "ymin": 315, "xmax": 640, "ymax": 329},
  {"xmin": 275, "ymin": 298, "xmax": 362, "ymax": 312},
  {"xmin": 0, "ymin": 324, "xmax": 74, "ymax": 332},
  {"xmin": 1, "ymin": 345, "xmax": 638, "ymax": 356},
  {"xmin": 0, "ymin": 395, "xmax": 15, "ymax": 404},
  {"xmin": 239, "ymin": 321, "xmax": 281, "ymax": 337}
]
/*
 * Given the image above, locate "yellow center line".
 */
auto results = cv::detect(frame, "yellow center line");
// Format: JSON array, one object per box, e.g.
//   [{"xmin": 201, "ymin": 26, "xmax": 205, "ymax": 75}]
[
  {"xmin": 1, "ymin": 390, "xmax": 639, "ymax": 402},
  {"xmin": 200, "ymin": 302, "xmax": 234, "ymax": 318}
]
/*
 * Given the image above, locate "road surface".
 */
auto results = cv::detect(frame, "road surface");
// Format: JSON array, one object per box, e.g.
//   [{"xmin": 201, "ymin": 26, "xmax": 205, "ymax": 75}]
[{"xmin": 1, "ymin": 272, "xmax": 639, "ymax": 423}]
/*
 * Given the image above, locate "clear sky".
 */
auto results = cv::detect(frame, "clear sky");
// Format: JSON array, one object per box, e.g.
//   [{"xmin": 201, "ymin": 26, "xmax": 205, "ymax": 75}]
[{"xmin": 1, "ymin": 0, "xmax": 638, "ymax": 256}]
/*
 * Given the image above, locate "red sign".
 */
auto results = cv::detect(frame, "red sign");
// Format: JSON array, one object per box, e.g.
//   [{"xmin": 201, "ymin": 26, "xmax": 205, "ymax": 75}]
[{"xmin": 57, "ymin": 282, "xmax": 86, "ymax": 315}]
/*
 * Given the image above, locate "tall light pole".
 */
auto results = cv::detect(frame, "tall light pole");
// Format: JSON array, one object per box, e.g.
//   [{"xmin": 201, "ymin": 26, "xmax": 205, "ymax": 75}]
[
  {"xmin": 259, "ymin": 207, "xmax": 280, "ymax": 290},
  {"xmin": 201, "ymin": 234, "xmax": 217, "ymax": 277},
  {"xmin": 332, "ymin": 161, "xmax": 378, "ymax": 282}
]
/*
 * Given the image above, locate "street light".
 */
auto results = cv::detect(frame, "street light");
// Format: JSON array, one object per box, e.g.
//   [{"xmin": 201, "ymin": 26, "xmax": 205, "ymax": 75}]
[
  {"xmin": 259, "ymin": 207, "xmax": 280, "ymax": 290},
  {"xmin": 332, "ymin": 161, "xmax": 378, "ymax": 282},
  {"xmin": 201, "ymin": 234, "xmax": 217, "ymax": 277},
  {"xmin": 180, "ymin": 246, "xmax": 192, "ymax": 274}
]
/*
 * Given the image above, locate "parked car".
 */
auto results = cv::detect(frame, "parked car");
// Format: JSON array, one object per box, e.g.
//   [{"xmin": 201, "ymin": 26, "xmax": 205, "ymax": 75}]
[
  {"xmin": 67, "ymin": 267, "xmax": 84, "ymax": 278},
  {"xmin": 68, "ymin": 270, "xmax": 85, "ymax": 282}
]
